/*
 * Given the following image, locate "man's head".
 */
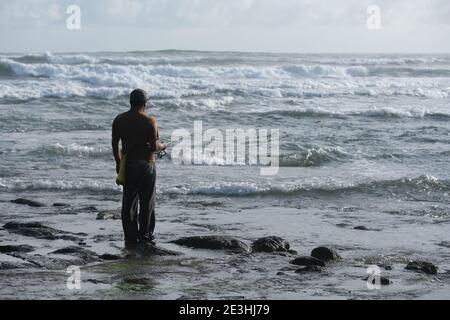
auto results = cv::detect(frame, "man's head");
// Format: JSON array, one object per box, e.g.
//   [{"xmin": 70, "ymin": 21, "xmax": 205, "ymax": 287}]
[{"xmin": 130, "ymin": 89, "xmax": 148, "ymax": 109}]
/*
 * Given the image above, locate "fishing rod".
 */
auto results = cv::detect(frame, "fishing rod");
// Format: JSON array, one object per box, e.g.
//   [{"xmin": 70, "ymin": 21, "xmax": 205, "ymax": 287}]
[{"xmin": 156, "ymin": 140, "xmax": 175, "ymax": 159}]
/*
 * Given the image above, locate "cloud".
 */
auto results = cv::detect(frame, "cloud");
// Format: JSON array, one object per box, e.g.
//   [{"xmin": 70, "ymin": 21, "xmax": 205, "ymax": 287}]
[
  {"xmin": 92, "ymin": 0, "xmax": 256, "ymax": 27},
  {"xmin": 96, "ymin": 0, "xmax": 450, "ymax": 28},
  {"xmin": 0, "ymin": 0, "xmax": 449, "ymax": 52},
  {"xmin": 1, "ymin": 0, "xmax": 449, "ymax": 28},
  {"xmin": 377, "ymin": 0, "xmax": 450, "ymax": 26},
  {"xmin": 106, "ymin": 0, "xmax": 144, "ymax": 20},
  {"xmin": 0, "ymin": 0, "xmax": 62, "ymax": 26}
]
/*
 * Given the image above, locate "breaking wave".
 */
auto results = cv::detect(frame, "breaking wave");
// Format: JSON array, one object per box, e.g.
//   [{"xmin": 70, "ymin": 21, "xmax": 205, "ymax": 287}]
[
  {"xmin": 2, "ymin": 175, "xmax": 447, "ymax": 197},
  {"xmin": 2, "ymin": 54, "xmax": 450, "ymax": 83},
  {"xmin": 1, "ymin": 51, "xmax": 449, "ymax": 101},
  {"xmin": 0, "ymin": 178, "xmax": 121, "ymax": 194},
  {"xmin": 257, "ymin": 107, "xmax": 450, "ymax": 120},
  {"xmin": 166, "ymin": 175, "xmax": 450, "ymax": 197},
  {"xmin": 282, "ymin": 65, "xmax": 369, "ymax": 77},
  {"xmin": 33, "ymin": 143, "xmax": 111, "ymax": 158},
  {"xmin": 279, "ymin": 147, "xmax": 348, "ymax": 167}
]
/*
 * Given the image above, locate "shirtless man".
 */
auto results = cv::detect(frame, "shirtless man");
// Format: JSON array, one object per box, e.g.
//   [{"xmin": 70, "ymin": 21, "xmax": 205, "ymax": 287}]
[{"xmin": 112, "ymin": 89, "xmax": 166, "ymax": 248}]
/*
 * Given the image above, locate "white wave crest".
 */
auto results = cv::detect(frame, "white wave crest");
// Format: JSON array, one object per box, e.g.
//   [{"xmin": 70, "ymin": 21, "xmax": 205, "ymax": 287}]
[
  {"xmin": 257, "ymin": 106, "xmax": 450, "ymax": 119},
  {"xmin": 0, "ymin": 54, "xmax": 449, "ymax": 102},
  {"xmin": 1, "ymin": 175, "xmax": 447, "ymax": 196},
  {"xmin": 279, "ymin": 147, "xmax": 348, "ymax": 167},
  {"xmin": 44, "ymin": 143, "xmax": 109, "ymax": 157},
  {"xmin": 0, "ymin": 178, "xmax": 120, "ymax": 193},
  {"xmin": 283, "ymin": 65, "xmax": 369, "ymax": 77}
]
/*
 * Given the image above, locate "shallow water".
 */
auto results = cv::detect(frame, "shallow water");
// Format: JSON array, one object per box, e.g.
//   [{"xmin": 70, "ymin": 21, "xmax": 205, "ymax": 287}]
[{"xmin": 0, "ymin": 51, "xmax": 449, "ymax": 299}]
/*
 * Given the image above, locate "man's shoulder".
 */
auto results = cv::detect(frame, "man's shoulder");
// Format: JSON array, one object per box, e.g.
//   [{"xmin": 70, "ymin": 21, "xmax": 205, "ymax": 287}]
[
  {"xmin": 141, "ymin": 113, "xmax": 157, "ymax": 125},
  {"xmin": 113, "ymin": 112, "xmax": 128, "ymax": 125}
]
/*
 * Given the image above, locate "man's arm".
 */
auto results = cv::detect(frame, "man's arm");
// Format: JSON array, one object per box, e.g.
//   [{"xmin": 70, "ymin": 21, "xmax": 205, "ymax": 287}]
[
  {"xmin": 148, "ymin": 118, "xmax": 166, "ymax": 152},
  {"xmin": 112, "ymin": 119, "xmax": 121, "ymax": 173}
]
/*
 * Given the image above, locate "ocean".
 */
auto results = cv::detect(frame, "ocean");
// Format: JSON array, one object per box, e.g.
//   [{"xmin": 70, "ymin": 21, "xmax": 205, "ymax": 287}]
[{"xmin": 0, "ymin": 51, "xmax": 449, "ymax": 299}]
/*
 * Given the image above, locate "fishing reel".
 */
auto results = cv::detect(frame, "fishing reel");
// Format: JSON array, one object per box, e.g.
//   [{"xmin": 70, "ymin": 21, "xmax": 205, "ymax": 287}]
[
  {"xmin": 157, "ymin": 139, "xmax": 181, "ymax": 159},
  {"xmin": 157, "ymin": 149, "xmax": 167, "ymax": 159},
  {"xmin": 157, "ymin": 141, "xmax": 171, "ymax": 159}
]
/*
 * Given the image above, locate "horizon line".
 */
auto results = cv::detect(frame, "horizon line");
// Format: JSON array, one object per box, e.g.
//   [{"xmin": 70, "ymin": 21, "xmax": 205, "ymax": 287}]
[{"xmin": 2, "ymin": 49, "xmax": 450, "ymax": 55}]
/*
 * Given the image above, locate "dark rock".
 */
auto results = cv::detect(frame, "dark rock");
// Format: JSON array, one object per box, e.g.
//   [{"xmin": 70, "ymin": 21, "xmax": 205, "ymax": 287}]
[
  {"xmin": 136, "ymin": 243, "xmax": 180, "ymax": 256},
  {"xmin": 290, "ymin": 256, "xmax": 326, "ymax": 267},
  {"xmin": 52, "ymin": 246, "xmax": 95, "ymax": 255},
  {"xmin": 79, "ymin": 206, "xmax": 98, "ymax": 212},
  {"xmin": 51, "ymin": 246, "xmax": 98, "ymax": 262},
  {"xmin": 363, "ymin": 276, "xmax": 392, "ymax": 285},
  {"xmin": 96, "ymin": 210, "xmax": 121, "ymax": 220},
  {"xmin": 59, "ymin": 234, "xmax": 83, "ymax": 241},
  {"xmin": 52, "ymin": 247, "xmax": 80, "ymax": 254},
  {"xmin": 124, "ymin": 277, "xmax": 149, "ymax": 285},
  {"xmin": 0, "ymin": 245, "xmax": 34, "ymax": 254},
  {"xmin": 0, "ymin": 262, "xmax": 28, "ymax": 270},
  {"xmin": 86, "ymin": 279, "xmax": 109, "ymax": 285},
  {"xmin": 405, "ymin": 261, "xmax": 438, "ymax": 275},
  {"xmin": 9, "ymin": 246, "xmax": 97, "ymax": 270},
  {"xmin": 438, "ymin": 241, "xmax": 450, "ymax": 248},
  {"xmin": 378, "ymin": 263, "xmax": 393, "ymax": 271},
  {"xmin": 251, "ymin": 236, "xmax": 290, "ymax": 253},
  {"xmin": 11, "ymin": 198, "xmax": 45, "ymax": 207},
  {"xmin": 100, "ymin": 254, "xmax": 122, "ymax": 261},
  {"xmin": 311, "ymin": 246, "xmax": 341, "ymax": 262},
  {"xmin": 53, "ymin": 203, "xmax": 70, "ymax": 207},
  {"xmin": 354, "ymin": 226, "xmax": 382, "ymax": 231},
  {"xmin": 336, "ymin": 223, "xmax": 351, "ymax": 228},
  {"xmin": 4, "ymin": 222, "xmax": 42, "ymax": 229},
  {"xmin": 276, "ymin": 272, "xmax": 286, "ymax": 276},
  {"xmin": 7, "ymin": 253, "xmax": 77, "ymax": 270},
  {"xmin": 295, "ymin": 265, "xmax": 325, "ymax": 273},
  {"xmin": 3, "ymin": 222, "xmax": 83, "ymax": 241},
  {"xmin": 171, "ymin": 236, "xmax": 249, "ymax": 253}
]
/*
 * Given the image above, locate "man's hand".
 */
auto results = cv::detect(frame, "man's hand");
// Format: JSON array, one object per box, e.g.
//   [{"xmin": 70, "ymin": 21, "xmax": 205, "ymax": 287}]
[{"xmin": 155, "ymin": 142, "xmax": 166, "ymax": 153}]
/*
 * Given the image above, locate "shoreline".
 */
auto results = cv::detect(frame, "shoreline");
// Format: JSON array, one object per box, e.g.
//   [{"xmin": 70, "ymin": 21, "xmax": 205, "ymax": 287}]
[{"xmin": 1, "ymin": 196, "xmax": 448, "ymax": 300}]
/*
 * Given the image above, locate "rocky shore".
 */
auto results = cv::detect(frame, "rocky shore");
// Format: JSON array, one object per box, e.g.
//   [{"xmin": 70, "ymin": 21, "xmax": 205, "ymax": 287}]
[{"xmin": 0, "ymin": 197, "xmax": 446, "ymax": 299}]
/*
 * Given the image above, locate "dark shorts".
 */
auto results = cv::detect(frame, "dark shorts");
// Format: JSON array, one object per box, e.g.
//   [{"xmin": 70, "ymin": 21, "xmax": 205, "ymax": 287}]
[{"xmin": 121, "ymin": 160, "xmax": 156, "ymax": 243}]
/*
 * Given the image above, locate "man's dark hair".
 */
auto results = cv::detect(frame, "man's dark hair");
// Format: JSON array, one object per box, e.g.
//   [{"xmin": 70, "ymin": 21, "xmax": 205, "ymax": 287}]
[{"xmin": 130, "ymin": 89, "xmax": 148, "ymax": 108}]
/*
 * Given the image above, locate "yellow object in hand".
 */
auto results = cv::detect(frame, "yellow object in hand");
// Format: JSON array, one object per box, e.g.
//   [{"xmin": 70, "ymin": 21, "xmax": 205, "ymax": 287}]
[{"xmin": 116, "ymin": 152, "xmax": 127, "ymax": 186}]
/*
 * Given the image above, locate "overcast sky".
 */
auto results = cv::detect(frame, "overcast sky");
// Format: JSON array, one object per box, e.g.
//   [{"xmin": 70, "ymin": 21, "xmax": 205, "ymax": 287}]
[{"xmin": 1, "ymin": 0, "xmax": 449, "ymax": 53}]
